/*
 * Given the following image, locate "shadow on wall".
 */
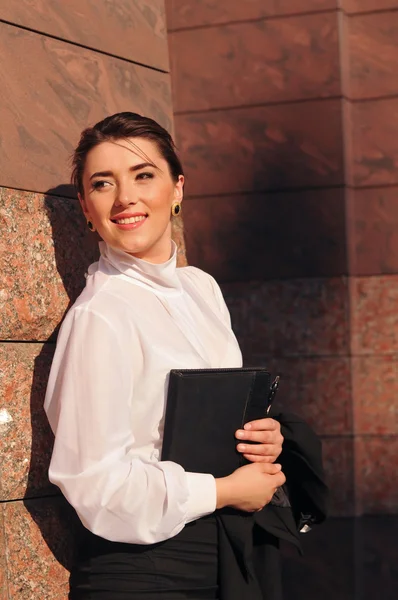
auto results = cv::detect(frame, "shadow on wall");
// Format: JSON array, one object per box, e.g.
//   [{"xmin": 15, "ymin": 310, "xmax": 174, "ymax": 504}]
[{"xmin": 24, "ymin": 184, "xmax": 99, "ymax": 574}]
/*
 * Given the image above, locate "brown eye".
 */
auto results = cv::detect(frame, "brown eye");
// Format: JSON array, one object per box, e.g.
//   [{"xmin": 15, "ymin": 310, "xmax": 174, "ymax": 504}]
[
  {"xmin": 136, "ymin": 172, "xmax": 154, "ymax": 181},
  {"xmin": 92, "ymin": 180, "xmax": 111, "ymax": 190}
]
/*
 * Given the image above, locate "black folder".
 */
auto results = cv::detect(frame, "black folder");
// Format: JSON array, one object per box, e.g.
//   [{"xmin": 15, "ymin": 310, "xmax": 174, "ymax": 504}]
[{"xmin": 161, "ymin": 368, "xmax": 275, "ymax": 478}]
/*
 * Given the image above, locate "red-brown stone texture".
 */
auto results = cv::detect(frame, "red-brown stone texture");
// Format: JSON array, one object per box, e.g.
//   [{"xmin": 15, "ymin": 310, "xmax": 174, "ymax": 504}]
[
  {"xmin": 346, "ymin": 11, "xmax": 398, "ymax": 100},
  {"xmin": 166, "ymin": 0, "xmax": 337, "ymax": 30},
  {"xmin": 0, "ymin": 0, "xmax": 169, "ymax": 70},
  {"xmin": 352, "ymin": 355, "xmax": 398, "ymax": 435},
  {"xmin": 349, "ymin": 98, "xmax": 398, "ymax": 188},
  {"xmin": 0, "ymin": 188, "xmax": 98, "ymax": 341},
  {"xmin": 183, "ymin": 188, "xmax": 347, "ymax": 281},
  {"xmin": 1, "ymin": 497, "xmax": 77, "ymax": 600},
  {"xmin": 0, "ymin": 21, "xmax": 172, "ymax": 194},
  {"xmin": 0, "ymin": 343, "xmax": 56, "ymax": 501},
  {"xmin": 321, "ymin": 437, "xmax": 356, "ymax": 516},
  {"xmin": 221, "ymin": 277, "xmax": 349, "ymax": 358},
  {"xmin": 175, "ymin": 99, "xmax": 344, "ymax": 197},
  {"xmin": 347, "ymin": 187, "xmax": 398, "ymax": 276},
  {"xmin": 342, "ymin": 0, "xmax": 398, "ymax": 13},
  {"xmin": 355, "ymin": 436, "xmax": 398, "ymax": 514},
  {"xmin": 169, "ymin": 12, "xmax": 340, "ymax": 112},
  {"xmin": 350, "ymin": 275, "xmax": 398, "ymax": 355}
]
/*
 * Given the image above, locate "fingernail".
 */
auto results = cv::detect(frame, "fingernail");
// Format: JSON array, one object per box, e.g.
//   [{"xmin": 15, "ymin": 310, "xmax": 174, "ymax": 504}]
[
  {"xmin": 244, "ymin": 423, "xmax": 252, "ymax": 430},
  {"xmin": 237, "ymin": 444, "xmax": 246, "ymax": 451},
  {"xmin": 236, "ymin": 430, "xmax": 245, "ymax": 439}
]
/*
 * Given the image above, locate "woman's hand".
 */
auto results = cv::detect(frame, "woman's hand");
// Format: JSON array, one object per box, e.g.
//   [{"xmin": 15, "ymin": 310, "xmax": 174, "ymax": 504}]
[
  {"xmin": 235, "ymin": 418, "xmax": 283, "ymax": 463},
  {"xmin": 215, "ymin": 462, "xmax": 286, "ymax": 512}
]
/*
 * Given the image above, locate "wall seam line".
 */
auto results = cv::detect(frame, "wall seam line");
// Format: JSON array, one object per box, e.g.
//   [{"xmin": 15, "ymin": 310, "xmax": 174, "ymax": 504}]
[{"xmin": 0, "ymin": 18, "xmax": 170, "ymax": 74}]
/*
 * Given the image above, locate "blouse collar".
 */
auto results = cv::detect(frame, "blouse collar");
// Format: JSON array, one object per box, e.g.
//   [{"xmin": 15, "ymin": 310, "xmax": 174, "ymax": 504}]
[{"xmin": 98, "ymin": 241, "xmax": 183, "ymax": 296}]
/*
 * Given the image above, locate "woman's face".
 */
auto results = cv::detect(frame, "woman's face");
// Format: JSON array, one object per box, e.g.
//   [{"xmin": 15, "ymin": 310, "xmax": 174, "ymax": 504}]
[{"xmin": 79, "ymin": 137, "xmax": 184, "ymax": 263}]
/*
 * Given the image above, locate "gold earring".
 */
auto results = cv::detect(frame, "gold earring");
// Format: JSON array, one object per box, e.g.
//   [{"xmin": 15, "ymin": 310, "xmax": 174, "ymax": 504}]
[
  {"xmin": 87, "ymin": 220, "xmax": 96, "ymax": 232},
  {"xmin": 171, "ymin": 202, "xmax": 182, "ymax": 217}
]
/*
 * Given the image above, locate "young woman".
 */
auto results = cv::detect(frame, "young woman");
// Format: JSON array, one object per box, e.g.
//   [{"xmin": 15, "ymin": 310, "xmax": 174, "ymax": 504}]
[{"xmin": 44, "ymin": 112, "xmax": 285, "ymax": 599}]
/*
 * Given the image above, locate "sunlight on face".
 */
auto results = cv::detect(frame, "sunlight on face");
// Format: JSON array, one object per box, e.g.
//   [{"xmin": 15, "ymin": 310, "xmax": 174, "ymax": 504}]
[{"xmin": 79, "ymin": 137, "xmax": 184, "ymax": 263}]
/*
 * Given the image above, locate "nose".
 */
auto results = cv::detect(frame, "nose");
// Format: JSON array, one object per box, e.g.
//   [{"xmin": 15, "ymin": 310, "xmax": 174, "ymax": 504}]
[{"xmin": 114, "ymin": 179, "xmax": 137, "ymax": 207}]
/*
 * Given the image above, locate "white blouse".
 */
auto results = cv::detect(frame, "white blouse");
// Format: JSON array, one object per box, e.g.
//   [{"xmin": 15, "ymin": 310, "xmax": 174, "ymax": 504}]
[{"xmin": 44, "ymin": 241, "xmax": 242, "ymax": 544}]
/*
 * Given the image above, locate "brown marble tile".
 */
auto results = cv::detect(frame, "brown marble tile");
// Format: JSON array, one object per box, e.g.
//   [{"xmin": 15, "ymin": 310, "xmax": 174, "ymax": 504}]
[
  {"xmin": 0, "ymin": 22, "xmax": 172, "ymax": 194},
  {"xmin": 347, "ymin": 187, "xmax": 398, "ymax": 276},
  {"xmin": 352, "ymin": 355, "xmax": 398, "ymax": 435},
  {"xmin": 246, "ymin": 356, "xmax": 352, "ymax": 436},
  {"xmin": 350, "ymin": 275, "xmax": 398, "ymax": 355},
  {"xmin": 0, "ymin": 343, "xmax": 57, "ymax": 501},
  {"xmin": 175, "ymin": 99, "xmax": 344, "ymax": 197},
  {"xmin": 0, "ymin": 187, "xmax": 98, "ymax": 341},
  {"xmin": 355, "ymin": 436, "xmax": 398, "ymax": 514},
  {"xmin": 2, "ymin": 496, "xmax": 79, "ymax": 599},
  {"xmin": 342, "ymin": 0, "xmax": 398, "ymax": 13},
  {"xmin": 183, "ymin": 188, "xmax": 347, "ymax": 281},
  {"xmin": 346, "ymin": 11, "xmax": 398, "ymax": 100},
  {"xmin": 322, "ymin": 436, "xmax": 355, "ymax": 516},
  {"xmin": 221, "ymin": 277, "xmax": 349, "ymax": 358},
  {"xmin": 0, "ymin": 505, "xmax": 8, "ymax": 599},
  {"xmin": 169, "ymin": 12, "xmax": 340, "ymax": 112},
  {"xmin": 0, "ymin": 0, "xmax": 169, "ymax": 71},
  {"xmin": 166, "ymin": 0, "xmax": 337, "ymax": 30},
  {"xmin": 349, "ymin": 98, "xmax": 398, "ymax": 187},
  {"xmin": 282, "ymin": 518, "xmax": 355, "ymax": 600}
]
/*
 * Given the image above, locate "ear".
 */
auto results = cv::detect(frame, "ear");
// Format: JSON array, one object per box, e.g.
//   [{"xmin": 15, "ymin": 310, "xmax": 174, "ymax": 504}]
[
  {"xmin": 78, "ymin": 192, "xmax": 90, "ymax": 219},
  {"xmin": 173, "ymin": 175, "xmax": 184, "ymax": 203}
]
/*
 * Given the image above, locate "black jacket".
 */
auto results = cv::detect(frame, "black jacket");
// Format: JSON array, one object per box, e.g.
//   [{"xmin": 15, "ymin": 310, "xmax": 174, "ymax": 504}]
[{"xmin": 216, "ymin": 411, "xmax": 329, "ymax": 600}]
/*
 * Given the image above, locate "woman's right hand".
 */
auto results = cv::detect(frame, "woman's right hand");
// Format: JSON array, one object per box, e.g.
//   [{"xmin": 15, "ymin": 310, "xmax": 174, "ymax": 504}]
[{"xmin": 215, "ymin": 462, "xmax": 286, "ymax": 512}]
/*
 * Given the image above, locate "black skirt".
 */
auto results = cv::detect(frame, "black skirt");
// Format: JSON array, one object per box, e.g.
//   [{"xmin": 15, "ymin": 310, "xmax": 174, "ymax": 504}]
[{"xmin": 69, "ymin": 515, "xmax": 219, "ymax": 600}]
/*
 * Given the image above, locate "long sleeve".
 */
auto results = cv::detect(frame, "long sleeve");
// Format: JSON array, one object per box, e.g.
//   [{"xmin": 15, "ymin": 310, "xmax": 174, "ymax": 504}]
[{"xmin": 44, "ymin": 305, "xmax": 216, "ymax": 544}]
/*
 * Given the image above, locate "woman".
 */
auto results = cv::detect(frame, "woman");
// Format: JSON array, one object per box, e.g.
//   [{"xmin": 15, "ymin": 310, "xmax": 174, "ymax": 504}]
[{"xmin": 44, "ymin": 112, "xmax": 286, "ymax": 599}]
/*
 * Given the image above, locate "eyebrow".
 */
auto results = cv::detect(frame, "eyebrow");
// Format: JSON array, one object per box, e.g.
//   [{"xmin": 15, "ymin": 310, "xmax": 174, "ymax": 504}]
[{"xmin": 89, "ymin": 162, "xmax": 157, "ymax": 181}]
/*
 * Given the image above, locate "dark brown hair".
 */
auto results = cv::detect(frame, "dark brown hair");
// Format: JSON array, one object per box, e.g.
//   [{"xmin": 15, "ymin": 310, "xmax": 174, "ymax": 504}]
[{"xmin": 71, "ymin": 112, "xmax": 184, "ymax": 196}]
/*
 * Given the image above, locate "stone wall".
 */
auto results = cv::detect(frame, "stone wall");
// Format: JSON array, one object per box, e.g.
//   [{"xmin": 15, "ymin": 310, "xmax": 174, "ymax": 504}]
[
  {"xmin": 0, "ymin": 2, "xmax": 175, "ymax": 597},
  {"xmin": 167, "ymin": 0, "xmax": 398, "ymax": 521}
]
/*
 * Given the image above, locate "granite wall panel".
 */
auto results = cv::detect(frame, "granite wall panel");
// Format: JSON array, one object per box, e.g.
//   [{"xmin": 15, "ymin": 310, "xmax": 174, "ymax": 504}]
[
  {"xmin": 169, "ymin": 12, "xmax": 340, "ymax": 113},
  {"xmin": 350, "ymin": 275, "xmax": 398, "ymax": 355},
  {"xmin": 175, "ymin": 99, "xmax": 344, "ymax": 197},
  {"xmin": 220, "ymin": 277, "xmax": 349, "ymax": 358},
  {"xmin": 0, "ymin": 505, "xmax": 8, "ymax": 599},
  {"xmin": 246, "ymin": 356, "xmax": 352, "ymax": 436},
  {"xmin": 0, "ymin": 0, "xmax": 169, "ymax": 71},
  {"xmin": 352, "ymin": 355, "xmax": 398, "ymax": 435},
  {"xmin": 0, "ymin": 21, "xmax": 172, "ymax": 195},
  {"xmin": 346, "ymin": 11, "xmax": 398, "ymax": 100},
  {"xmin": 349, "ymin": 98, "xmax": 398, "ymax": 188},
  {"xmin": 322, "ymin": 436, "xmax": 356, "ymax": 516},
  {"xmin": 347, "ymin": 187, "xmax": 398, "ymax": 276},
  {"xmin": 0, "ymin": 187, "xmax": 98, "ymax": 341},
  {"xmin": 0, "ymin": 343, "xmax": 56, "ymax": 501},
  {"xmin": 1, "ymin": 497, "xmax": 78, "ymax": 600},
  {"xmin": 355, "ymin": 436, "xmax": 398, "ymax": 514},
  {"xmin": 166, "ymin": 0, "xmax": 337, "ymax": 30},
  {"xmin": 183, "ymin": 188, "xmax": 346, "ymax": 281}
]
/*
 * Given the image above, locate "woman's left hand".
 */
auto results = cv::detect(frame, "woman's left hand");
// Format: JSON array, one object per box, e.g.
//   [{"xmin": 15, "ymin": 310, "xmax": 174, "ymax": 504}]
[{"xmin": 235, "ymin": 419, "xmax": 283, "ymax": 463}]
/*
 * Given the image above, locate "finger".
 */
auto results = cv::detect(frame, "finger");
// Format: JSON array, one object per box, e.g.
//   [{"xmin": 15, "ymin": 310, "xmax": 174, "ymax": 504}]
[
  {"xmin": 236, "ymin": 430, "xmax": 282, "ymax": 444},
  {"xmin": 237, "ymin": 442, "xmax": 279, "ymax": 456},
  {"xmin": 243, "ymin": 418, "xmax": 280, "ymax": 431},
  {"xmin": 243, "ymin": 453, "xmax": 275, "ymax": 463},
  {"xmin": 275, "ymin": 472, "xmax": 287, "ymax": 486}
]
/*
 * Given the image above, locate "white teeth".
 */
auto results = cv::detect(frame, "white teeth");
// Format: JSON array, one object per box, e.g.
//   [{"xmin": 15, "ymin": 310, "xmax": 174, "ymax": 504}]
[{"xmin": 115, "ymin": 216, "xmax": 146, "ymax": 224}]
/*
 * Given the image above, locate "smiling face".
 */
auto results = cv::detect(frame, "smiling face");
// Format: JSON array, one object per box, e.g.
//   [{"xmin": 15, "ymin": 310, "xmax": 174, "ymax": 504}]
[{"xmin": 78, "ymin": 137, "xmax": 184, "ymax": 263}]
